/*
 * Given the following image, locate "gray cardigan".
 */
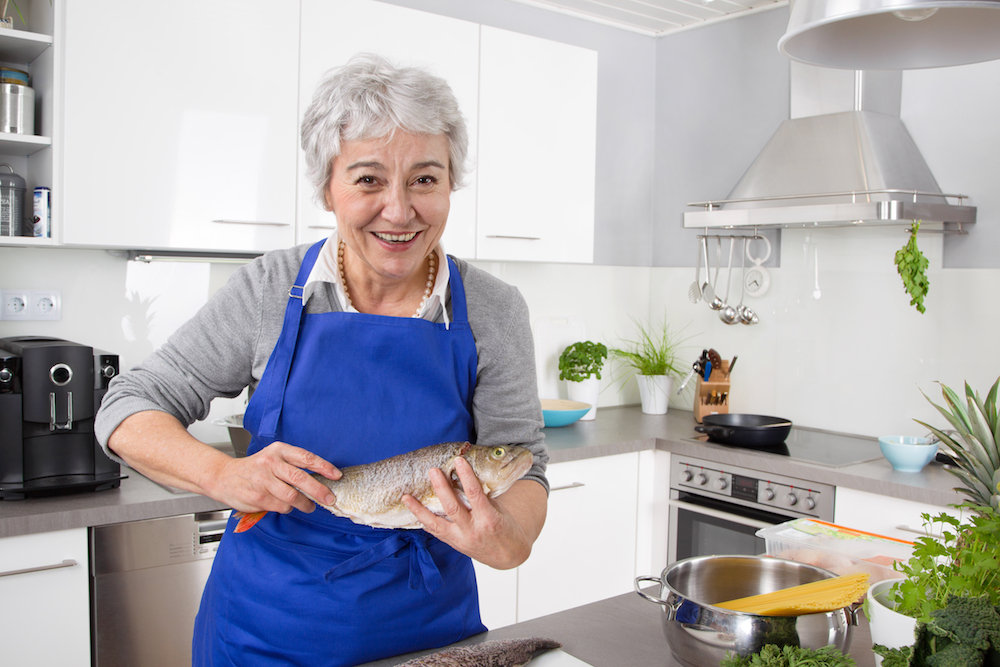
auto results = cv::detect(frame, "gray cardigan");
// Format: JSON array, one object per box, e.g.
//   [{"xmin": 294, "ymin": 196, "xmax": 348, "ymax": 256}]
[{"xmin": 95, "ymin": 244, "xmax": 549, "ymax": 490}]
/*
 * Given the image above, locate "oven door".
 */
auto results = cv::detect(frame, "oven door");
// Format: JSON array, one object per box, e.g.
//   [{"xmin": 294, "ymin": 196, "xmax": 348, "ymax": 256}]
[{"xmin": 667, "ymin": 489, "xmax": 794, "ymax": 564}]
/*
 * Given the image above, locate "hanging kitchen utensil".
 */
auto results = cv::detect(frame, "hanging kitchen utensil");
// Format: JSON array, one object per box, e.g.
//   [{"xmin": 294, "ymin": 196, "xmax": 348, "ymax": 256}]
[
  {"xmin": 813, "ymin": 245, "xmax": 822, "ymax": 300},
  {"xmin": 719, "ymin": 239, "xmax": 739, "ymax": 324},
  {"xmin": 737, "ymin": 237, "xmax": 759, "ymax": 325},
  {"xmin": 694, "ymin": 413, "xmax": 793, "ymax": 448},
  {"xmin": 688, "ymin": 239, "xmax": 703, "ymax": 303},
  {"xmin": 708, "ymin": 238, "xmax": 723, "ymax": 310}
]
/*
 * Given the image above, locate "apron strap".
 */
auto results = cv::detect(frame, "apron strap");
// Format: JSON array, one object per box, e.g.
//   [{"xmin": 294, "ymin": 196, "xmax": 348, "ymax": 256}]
[
  {"xmin": 323, "ymin": 531, "xmax": 445, "ymax": 594},
  {"xmin": 446, "ymin": 256, "xmax": 469, "ymax": 325},
  {"xmin": 257, "ymin": 240, "xmax": 325, "ymax": 438}
]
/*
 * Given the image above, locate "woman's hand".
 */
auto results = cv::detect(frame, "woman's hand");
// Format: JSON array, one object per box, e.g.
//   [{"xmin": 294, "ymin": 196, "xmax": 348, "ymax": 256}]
[
  {"xmin": 212, "ymin": 442, "xmax": 341, "ymax": 515},
  {"xmin": 401, "ymin": 456, "xmax": 547, "ymax": 570}
]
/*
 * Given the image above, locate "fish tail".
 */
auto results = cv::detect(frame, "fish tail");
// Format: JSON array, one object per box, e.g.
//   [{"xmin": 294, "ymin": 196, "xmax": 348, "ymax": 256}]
[{"xmin": 233, "ymin": 510, "xmax": 268, "ymax": 533}]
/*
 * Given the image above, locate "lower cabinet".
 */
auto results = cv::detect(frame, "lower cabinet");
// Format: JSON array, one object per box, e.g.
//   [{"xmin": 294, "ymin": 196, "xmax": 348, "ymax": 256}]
[
  {"xmin": 0, "ymin": 528, "xmax": 90, "ymax": 666},
  {"xmin": 834, "ymin": 487, "xmax": 956, "ymax": 541},
  {"xmin": 475, "ymin": 452, "xmax": 641, "ymax": 628}
]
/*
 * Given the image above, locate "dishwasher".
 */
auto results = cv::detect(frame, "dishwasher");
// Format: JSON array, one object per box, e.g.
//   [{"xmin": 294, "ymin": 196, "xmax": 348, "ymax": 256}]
[{"xmin": 90, "ymin": 510, "xmax": 230, "ymax": 667}]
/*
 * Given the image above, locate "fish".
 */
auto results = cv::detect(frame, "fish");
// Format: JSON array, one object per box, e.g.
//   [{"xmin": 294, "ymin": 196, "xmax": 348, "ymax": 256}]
[
  {"xmin": 394, "ymin": 637, "xmax": 562, "ymax": 667},
  {"xmin": 234, "ymin": 441, "xmax": 534, "ymax": 533}
]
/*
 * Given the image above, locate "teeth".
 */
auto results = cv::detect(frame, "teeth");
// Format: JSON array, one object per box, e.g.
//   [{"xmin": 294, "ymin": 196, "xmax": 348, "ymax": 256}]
[{"xmin": 374, "ymin": 232, "xmax": 417, "ymax": 243}]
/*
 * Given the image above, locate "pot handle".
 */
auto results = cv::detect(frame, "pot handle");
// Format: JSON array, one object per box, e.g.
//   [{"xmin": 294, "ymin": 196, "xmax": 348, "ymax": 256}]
[{"xmin": 634, "ymin": 576, "xmax": 683, "ymax": 621}]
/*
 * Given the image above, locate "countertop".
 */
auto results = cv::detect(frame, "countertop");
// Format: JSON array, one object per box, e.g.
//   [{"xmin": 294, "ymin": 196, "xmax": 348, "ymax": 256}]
[
  {"xmin": 357, "ymin": 588, "xmax": 877, "ymax": 667},
  {"xmin": 0, "ymin": 405, "xmax": 964, "ymax": 538}
]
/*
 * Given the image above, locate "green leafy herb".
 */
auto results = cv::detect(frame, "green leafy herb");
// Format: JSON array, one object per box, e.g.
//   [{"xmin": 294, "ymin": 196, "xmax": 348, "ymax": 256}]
[
  {"xmin": 873, "ymin": 594, "xmax": 1000, "ymax": 666},
  {"xmin": 895, "ymin": 221, "xmax": 930, "ymax": 314},
  {"xmin": 888, "ymin": 504, "xmax": 1000, "ymax": 623},
  {"xmin": 720, "ymin": 644, "xmax": 856, "ymax": 666},
  {"xmin": 608, "ymin": 315, "xmax": 689, "ymax": 380},
  {"xmin": 558, "ymin": 341, "xmax": 607, "ymax": 382}
]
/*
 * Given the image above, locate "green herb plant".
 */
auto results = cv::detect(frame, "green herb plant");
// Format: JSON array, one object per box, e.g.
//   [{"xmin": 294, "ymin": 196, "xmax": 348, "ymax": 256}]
[
  {"xmin": 888, "ymin": 504, "xmax": 1000, "ymax": 623},
  {"xmin": 895, "ymin": 220, "xmax": 930, "ymax": 314},
  {"xmin": 558, "ymin": 341, "xmax": 608, "ymax": 383},
  {"xmin": 608, "ymin": 315, "xmax": 687, "ymax": 381},
  {"xmin": 873, "ymin": 594, "xmax": 1000, "ymax": 666},
  {"xmin": 916, "ymin": 377, "xmax": 1000, "ymax": 511},
  {"xmin": 721, "ymin": 644, "xmax": 856, "ymax": 666}
]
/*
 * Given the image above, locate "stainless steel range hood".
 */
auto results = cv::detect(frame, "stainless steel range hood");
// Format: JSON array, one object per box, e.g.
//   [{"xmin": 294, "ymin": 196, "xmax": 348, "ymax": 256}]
[{"xmin": 684, "ymin": 66, "xmax": 976, "ymax": 230}]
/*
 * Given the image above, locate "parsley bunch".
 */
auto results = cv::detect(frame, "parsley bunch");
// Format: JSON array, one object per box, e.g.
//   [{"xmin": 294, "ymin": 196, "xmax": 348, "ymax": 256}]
[
  {"xmin": 895, "ymin": 221, "xmax": 930, "ymax": 314},
  {"xmin": 721, "ymin": 644, "xmax": 855, "ymax": 666}
]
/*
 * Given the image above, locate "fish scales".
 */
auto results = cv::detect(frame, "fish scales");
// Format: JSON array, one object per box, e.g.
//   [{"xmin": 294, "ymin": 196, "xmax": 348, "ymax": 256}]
[
  {"xmin": 394, "ymin": 637, "xmax": 562, "ymax": 667},
  {"xmin": 234, "ymin": 441, "xmax": 533, "ymax": 533}
]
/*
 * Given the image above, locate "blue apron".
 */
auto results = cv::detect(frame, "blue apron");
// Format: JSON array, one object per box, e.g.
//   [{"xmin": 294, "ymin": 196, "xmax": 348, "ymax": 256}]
[{"xmin": 192, "ymin": 240, "xmax": 486, "ymax": 667}]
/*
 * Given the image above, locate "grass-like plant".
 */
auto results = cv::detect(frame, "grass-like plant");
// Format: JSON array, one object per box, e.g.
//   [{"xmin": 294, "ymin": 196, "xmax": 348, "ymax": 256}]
[{"xmin": 609, "ymin": 315, "xmax": 687, "ymax": 380}]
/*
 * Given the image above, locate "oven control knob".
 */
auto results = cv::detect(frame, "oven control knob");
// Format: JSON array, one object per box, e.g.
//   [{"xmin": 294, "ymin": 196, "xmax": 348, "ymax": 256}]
[
  {"xmin": 696, "ymin": 473, "xmax": 708, "ymax": 486},
  {"xmin": 763, "ymin": 488, "xmax": 775, "ymax": 501},
  {"xmin": 786, "ymin": 493, "xmax": 798, "ymax": 506},
  {"xmin": 681, "ymin": 469, "xmax": 693, "ymax": 482},
  {"xmin": 715, "ymin": 477, "xmax": 728, "ymax": 491},
  {"xmin": 804, "ymin": 497, "xmax": 817, "ymax": 510}
]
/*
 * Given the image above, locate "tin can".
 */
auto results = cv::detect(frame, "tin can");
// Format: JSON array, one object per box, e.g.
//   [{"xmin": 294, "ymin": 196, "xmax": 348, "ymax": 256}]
[
  {"xmin": 0, "ymin": 164, "xmax": 26, "ymax": 236},
  {"xmin": 33, "ymin": 186, "xmax": 50, "ymax": 238}
]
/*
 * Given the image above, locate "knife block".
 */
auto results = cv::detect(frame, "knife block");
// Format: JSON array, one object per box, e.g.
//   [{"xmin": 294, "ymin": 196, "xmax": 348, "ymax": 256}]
[{"xmin": 694, "ymin": 361, "xmax": 729, "ymax": 423}]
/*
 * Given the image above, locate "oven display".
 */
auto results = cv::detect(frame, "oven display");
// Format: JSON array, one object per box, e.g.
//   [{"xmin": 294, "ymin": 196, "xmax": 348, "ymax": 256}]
[{"xmin": 731, "ymin": 474, "xmax": 758, "ymax": 503}]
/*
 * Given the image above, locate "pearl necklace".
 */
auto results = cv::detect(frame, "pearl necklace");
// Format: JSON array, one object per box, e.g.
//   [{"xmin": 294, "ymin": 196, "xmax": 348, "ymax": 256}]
[{"xmin": 337, "ymin": 241, "xmax": 437, "ymax": 318}]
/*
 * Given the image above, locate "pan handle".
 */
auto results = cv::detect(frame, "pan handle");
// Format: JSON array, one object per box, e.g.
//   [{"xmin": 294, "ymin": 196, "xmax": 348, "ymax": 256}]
[{"xmin": 694, "ymin": 425, "xmax": 734, "ymax": 438}]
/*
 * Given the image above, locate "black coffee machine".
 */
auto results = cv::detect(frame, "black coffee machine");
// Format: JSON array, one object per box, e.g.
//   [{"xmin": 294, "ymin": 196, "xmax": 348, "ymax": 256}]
[{"xmin": 0, "ymin": 336, "xmax": 126, "ymax": 499}]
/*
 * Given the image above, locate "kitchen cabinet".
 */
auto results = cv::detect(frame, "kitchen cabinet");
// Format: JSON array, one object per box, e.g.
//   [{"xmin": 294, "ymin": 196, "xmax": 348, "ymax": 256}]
[
  {"xmin": 60, "ymin": 0, "xmax": 300, "ymax": 253},
  {"xmin": 834, "ymin": 487, "xmax": 955, "ymax": 542},
  {"xmin": 517, "ymin": 452, "xmax": 639, "ymax": 621},
  {"xmin": 0, "ymin": 528, "xmax": 90, "ymax": 666},
  {"xmin": 476, "ymin": 26, "xmax": 597, "ymax": 264},
  {"xmin": 297, "ymin": 0, "xmax": 480, "ymax": 258},
  {"xmin": 0, "ymin": 0, "xmax": 54, "ymax": 248}
]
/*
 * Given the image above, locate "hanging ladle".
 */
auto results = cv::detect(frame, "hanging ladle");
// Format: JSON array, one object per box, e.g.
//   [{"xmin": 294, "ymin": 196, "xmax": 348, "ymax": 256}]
[
  {"xmin": 707, "ymin": 237, "xmax": 724, "ymax": 311},
  {"xmin": 719, "ymin": 238, "xmax": 739, "ymax": 324},
  {"xmin": 737, "ymin": 237, "xmax": 759, "ymax": 325}
]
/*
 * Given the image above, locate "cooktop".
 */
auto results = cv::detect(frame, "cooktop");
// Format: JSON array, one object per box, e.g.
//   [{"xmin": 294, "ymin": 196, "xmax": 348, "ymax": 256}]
[{"xmin": 687, "ymin": 424, "xmax": 883, "ymax": 468}]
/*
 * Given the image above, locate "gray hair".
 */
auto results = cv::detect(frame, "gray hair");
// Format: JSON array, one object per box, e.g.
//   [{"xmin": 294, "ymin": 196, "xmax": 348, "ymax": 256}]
[{"xmin": 301, "ymin": 53, "xmax": 469, "ymax": 206}]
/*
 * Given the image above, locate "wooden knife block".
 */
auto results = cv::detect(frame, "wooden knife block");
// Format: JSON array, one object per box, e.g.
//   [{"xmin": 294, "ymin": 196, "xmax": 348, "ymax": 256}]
[{"xmin": 694, "ymin": 360, "xmax": 730, "ymax": 423}]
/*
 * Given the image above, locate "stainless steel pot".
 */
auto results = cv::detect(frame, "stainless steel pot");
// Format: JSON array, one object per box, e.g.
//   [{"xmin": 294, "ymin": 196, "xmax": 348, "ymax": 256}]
[{"xmin": 636, "ymin": 555, "xmax": 858, "ymax": 667}]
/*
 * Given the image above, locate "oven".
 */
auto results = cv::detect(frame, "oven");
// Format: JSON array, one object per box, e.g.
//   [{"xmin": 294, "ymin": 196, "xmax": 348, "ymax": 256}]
[{"xmin": 667, "ymin": 455, "xmax": 836, "ymax": 564}]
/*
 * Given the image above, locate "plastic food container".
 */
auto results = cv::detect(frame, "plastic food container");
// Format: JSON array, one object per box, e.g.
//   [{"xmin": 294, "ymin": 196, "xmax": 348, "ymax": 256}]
[{"xmin": 757, "ymin": 518, "xmax": 914, "ymax": 583}]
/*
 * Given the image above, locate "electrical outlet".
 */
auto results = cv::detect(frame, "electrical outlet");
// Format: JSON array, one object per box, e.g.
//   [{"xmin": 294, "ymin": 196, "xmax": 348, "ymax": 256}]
[
  {"xmin": 2, "ymin": 290, "xmax": 30, "ymax": 321},
  {"xmin": 29, "ymin": 290, "xmax": 61, "ymax": 321}
]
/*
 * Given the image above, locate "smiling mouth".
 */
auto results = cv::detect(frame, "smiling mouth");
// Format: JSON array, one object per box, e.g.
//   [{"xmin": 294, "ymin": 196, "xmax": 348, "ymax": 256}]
[{"xmin": 373, "ymin": 231, "xmax": 418, "ymax": 243}]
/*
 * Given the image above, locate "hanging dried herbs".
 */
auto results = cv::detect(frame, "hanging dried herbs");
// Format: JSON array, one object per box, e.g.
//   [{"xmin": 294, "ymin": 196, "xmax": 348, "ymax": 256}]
[{"xmin": 895, "ymin": 221, "xmax": 929, "ymax": 314}]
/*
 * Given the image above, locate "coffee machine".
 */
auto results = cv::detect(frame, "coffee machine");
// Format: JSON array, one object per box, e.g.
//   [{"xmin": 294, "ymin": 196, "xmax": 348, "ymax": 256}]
[{"xmin": 0, "ymin": 336, "xmax": 126, "ymax": 499}]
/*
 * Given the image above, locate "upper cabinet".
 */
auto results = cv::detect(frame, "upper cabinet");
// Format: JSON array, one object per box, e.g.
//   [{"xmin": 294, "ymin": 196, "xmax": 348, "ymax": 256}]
[
  {"xmin": 60, "ymin": 0, "xmax": 300, "ymax": 252},
  {"xmin": 297, "ymin": 0, "xmax": 480, "ymax": 259},
  {"xmin": 0, "ymin": 0, "xmax": 55, "ymax": 248},
  {"xmin": 477, "ymin": 27, "xmax": 597, "ymax": 264}
]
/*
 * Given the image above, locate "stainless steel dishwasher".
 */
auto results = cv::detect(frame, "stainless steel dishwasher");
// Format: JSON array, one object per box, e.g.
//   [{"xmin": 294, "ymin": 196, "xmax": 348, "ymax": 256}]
[{"xmin": 91, "ymin": 510, "xmax": 230, "ymax": 667}]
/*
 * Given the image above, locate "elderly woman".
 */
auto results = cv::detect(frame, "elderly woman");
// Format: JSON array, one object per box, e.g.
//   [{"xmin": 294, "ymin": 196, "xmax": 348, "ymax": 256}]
[{"xmin": 95, "ymin": 53, "xmax": 548, "ymax": 666}]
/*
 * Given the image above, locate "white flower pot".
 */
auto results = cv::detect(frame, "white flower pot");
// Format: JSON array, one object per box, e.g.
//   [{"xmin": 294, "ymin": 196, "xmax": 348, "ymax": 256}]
[
  {"xmin": 866, "ymin": 578, "xmax": 917, "ymax": 667},
  {"xmin": 636, "ymin": 374, "xmax": 672, "ymax": 415},
  {"xmin": 567, "ymin": 376, "xmax": 600, "ymax": 420}
]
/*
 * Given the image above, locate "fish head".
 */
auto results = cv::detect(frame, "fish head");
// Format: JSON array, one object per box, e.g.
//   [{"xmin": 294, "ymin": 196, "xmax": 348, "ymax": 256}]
[{"xmin": 463, "ymin": 444, "xmax": 534, "ymax": 498}]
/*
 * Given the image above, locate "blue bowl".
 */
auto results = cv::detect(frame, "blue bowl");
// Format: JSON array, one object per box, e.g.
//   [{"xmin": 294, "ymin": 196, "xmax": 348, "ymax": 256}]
[
  {"xmin": 878, "ymin": 435, "xmax": 938, "ymax": 472},
  {"xmin": 541, "ymin": 399, "xmax": 591, "ymax": 428}
]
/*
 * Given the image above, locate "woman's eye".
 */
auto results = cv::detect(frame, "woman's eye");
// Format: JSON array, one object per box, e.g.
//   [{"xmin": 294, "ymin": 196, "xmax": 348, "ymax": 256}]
[
  {"xmin": 355, "ymin": 175, "xmax": 379, "ymax": 187},
  {"xmin": 413, "ymin": 175, "xmax": 438, "ymax": 186}
]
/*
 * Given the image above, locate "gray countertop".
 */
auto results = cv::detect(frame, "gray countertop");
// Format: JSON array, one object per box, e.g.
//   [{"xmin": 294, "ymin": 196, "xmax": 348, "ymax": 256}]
[
  {"xmin": 0, "ymin": 405, "xmax": 964, "ymax": 538},
  {"xmin": 357, "ymin": 588, "xmax": 877, "ymax": 667}
]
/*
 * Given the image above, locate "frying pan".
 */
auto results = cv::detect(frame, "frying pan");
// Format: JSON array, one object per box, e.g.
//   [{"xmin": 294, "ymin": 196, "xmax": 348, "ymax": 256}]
[{"xmin": 694, "ymin": 413, "xmax": 792, "ymax": 448}]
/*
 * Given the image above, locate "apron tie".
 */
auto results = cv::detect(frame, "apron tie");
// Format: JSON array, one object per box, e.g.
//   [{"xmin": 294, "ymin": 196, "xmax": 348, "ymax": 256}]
[{"xmin": 323, "ymin": 531, "xmax": 445, "ymax": 594}]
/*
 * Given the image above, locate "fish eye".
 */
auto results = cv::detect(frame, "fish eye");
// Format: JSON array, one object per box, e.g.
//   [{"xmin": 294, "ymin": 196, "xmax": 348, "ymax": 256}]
[{"xmin": 491, "ymin": 446, "xmax": 506, "ymax": 459}]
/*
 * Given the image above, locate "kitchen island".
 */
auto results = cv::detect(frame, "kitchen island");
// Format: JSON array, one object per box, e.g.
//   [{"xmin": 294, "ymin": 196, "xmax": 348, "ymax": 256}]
[{"xmin": 358, "ymin": 588, "xmax": 877, "ymax": 667}]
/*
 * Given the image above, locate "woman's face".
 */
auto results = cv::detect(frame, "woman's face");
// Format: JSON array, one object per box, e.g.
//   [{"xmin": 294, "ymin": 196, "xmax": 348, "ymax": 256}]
[{"xmin": 326, "ymin": 131, "xmax": 451, "ymax": 284}]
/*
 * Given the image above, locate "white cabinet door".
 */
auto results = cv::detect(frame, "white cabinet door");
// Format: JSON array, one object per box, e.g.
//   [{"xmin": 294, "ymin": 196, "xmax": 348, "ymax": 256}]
[
  {"xmin": 477, "ymin": 27, "xmax": 597, "ymax": 264},
  {"xmin": 473, "ymin": 560, "xmax": 518, "ymax": 630},
  {"xmin": 517, "ymin": 453, "xmax": 638, "ymax": 621},
  {"xmin": 61, "ymin": 0, "xmax": 299, "ymax": 252},
  {"xmin": 834, "ymin": 487, "xmax": 957, "ymax": 542},
  {"xmin": 0, "ymin": 528, "xmax": 90, "ymax": 666},
  {"xmin": 297, "ymin": 0, "xmax": 480, "ymax": 257}
]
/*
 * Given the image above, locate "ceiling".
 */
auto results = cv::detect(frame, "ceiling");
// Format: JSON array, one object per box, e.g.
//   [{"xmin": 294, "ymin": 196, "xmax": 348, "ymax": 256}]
[{"xmin": 509, "ymin": 0, "xmax": 788, "ymax": 36}]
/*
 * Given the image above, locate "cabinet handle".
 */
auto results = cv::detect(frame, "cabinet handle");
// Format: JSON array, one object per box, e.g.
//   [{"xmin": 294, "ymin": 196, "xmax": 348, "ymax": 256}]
[
  {"xmin": 894, "ymin": 524, "xmax": 944, "ymax": 540},
  {"xmin": 0, "ymin": 558, "xmax": 77, "ymax": 578},
  {"xmin": 211, "ymin": 219, "xmax": 291, "ymax": 227},
  {"xmin": 307, "ymin": 224, "xmax": 337, "ymax": 230},
  {"xmin": 550, "ymin": 482, "xmax": 585, "ymax": 492},
  {"xmin": 485, "ymin": 235, "xmax": 541, "ymax": 241}
]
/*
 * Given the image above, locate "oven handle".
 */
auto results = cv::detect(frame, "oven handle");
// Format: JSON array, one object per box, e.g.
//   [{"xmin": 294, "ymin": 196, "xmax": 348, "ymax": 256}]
[{"xmin": 668, "ymin": 498, "xmax": 775, "ymax": 531}]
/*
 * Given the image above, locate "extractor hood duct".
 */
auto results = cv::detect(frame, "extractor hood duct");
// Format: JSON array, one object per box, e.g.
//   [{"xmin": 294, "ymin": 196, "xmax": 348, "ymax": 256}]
[{"xmin": 684, "ymin": 66, "xmax": 976, "ymax": 230}]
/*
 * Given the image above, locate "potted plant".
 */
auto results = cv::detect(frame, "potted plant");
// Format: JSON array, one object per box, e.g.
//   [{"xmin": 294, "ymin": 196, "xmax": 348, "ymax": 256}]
[
  {"xmin": 866, "ymin": 503, "xmax": 1000, "ymax": 665},
  {"xmin": 915, "ymin": 377, "xmax": 1000, "ymax": 511},
  {"xmin": 609, "ymin": 316, "xmax": 687, "ymax": 415},
  {"xmin": 558, "ymin": 341, "xmax": 607, "ymax": 421}
]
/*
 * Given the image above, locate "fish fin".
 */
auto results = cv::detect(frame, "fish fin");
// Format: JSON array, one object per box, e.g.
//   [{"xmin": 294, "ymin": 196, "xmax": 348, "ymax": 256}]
[{"xmin": 233, "ymin": 510, "xmax": 267, "ymax": 533}]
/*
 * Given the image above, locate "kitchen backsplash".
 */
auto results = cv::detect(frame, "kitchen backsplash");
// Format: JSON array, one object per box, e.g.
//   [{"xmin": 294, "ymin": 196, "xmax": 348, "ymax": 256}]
[{"xmin": 3, "ymin": 224, "xmax": 995, "ymax": 444}]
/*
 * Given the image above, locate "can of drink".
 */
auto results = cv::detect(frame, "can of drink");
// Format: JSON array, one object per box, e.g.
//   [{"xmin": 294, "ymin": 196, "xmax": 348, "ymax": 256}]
[{"xmin": 33, "ymin": 186, "xmax": 50, "ymax": 237}]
